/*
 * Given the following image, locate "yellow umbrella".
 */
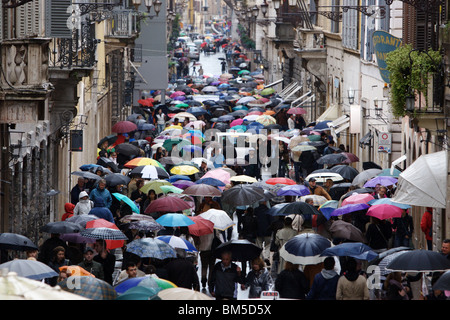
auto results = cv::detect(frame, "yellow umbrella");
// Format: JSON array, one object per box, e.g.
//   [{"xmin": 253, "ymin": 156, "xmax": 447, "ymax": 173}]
[
  {"xmin": 165, "ymin": 125, "xmax": 183, "ymax": 130},
  {"xmin": 255, "ymin": 115, "xmax": 276, "ymax": 126},
  {"xmin": 230, "ymin": 175, "xmax": 258, "ymax": 183},
  {"xmin": 140, "ymin": 180, "xmax": 173, "ymax": 195},
  {"xmin": 170, "ymin": 165, "xmax": 199, "ymax": 175}
]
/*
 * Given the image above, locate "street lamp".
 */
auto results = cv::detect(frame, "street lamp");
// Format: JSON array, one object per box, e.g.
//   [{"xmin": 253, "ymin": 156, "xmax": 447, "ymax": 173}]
[
  {"xmin": 272, "ymin": 0, "xmax": 281, "ymax": 11},
  {"xmin": 260, "ymin": 1, "xmax": 269, "ymax": 16},
  {"xmin": 347, "ymin": 89, "xmax": 355, "ymax": 105},
  {"xmin": 252, "ymin": 5, "xmax": 259, "ymax": 18}
]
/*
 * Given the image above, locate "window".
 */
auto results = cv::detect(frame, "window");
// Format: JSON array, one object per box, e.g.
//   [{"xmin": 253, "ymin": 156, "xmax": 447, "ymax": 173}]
[{"xmin": 342, "ymin": 0, "xmax": 358, "ymax": 50}]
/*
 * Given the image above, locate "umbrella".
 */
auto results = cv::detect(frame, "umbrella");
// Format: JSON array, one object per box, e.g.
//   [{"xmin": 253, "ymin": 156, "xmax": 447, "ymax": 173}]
[
  {"xmin": 199, "ymin": 209, "xmax": 235, "ymax": 231},
  {"xmin": 125, "ymin": 238, "xmax": 177, "ymax": 260},
  {"xmin": 313, "ymin": 121, "xmax": 332, "ymax": 131},
  {"xmin": 342, "ymin": 152, "xmax": 359, "ymax": 163},
  {"xmin": 160, "ymin": 185, "xmax": 183, "ymax": 194},
  {"xmin": 214, "ymin": 239, "xmax": 262, "ymax": 262},
  {"xmin": 432, "ymin": 270, "xmax": 450, "ymax": 291},
  {"xmin": 112, "ymin": 193, "xmax": 140, "ymax": 214},
  {"xmin": 230, "ymin": 175, "xmax": 258, "ymax": 183},
  {"xmin": 329, "ymin": 165, "xmax": 359, "ymax": 181},
  {"xmin": 386, "ymin": 249, "xmax": 450, "ymax": 272},
  {"xmin": 366, "ymin": 204, "xmax": 403, "ymax": 220},
  {"xmin": 187, "ymin": 216, "xmax": 214, "ymax": 236},
  {"xmin": 129, "ymin": 165, "xmax": 169, "ymax": 180},
  {"xmin": 363, "ymin": 176, "xmax": 398, "ymax": 188},
  {"xmin": 156, "ymin": 236, "xmax": 197, "ymax": 252},
  {"xmin": 0, "ymin": 233, "xmax": 38, "ymax": 251},
  {"xmin": 377, "ymin": 168, "xmax": 401, "ymax": 177},
  {"xmin": 172, "ymin": 180, "xmax": 195, "ymax": 189},
  {"xmin": 202, "ymin": 168, "xmax": 231, "ymax": 184},
  {"xmin": 71, "ymin": 171, "xmax": 102, "ymax": 181},
  {"xmin": 291, "ymin": 145, "xmax": 317, "ymax": 152},
  {"xmin": 341, "ymin": 193, "xmax": 375, "ymax": 206},
  {"xmin": 59, "ymin": 233, "xmax": 96, "ymax": 244},
  {"xmin": 0, "ymin": 272, "xmax": 88, "ymax": 300},
  {"xmin": 305, "ymin": 172, "xmax": 344, "ymax": 183},
  {"xmin": 115, "ymin": 276, "xmax": 176, "ymax": 295},
  {"xmin": 59, "ymin": 265, "xmax": 95, "ymax": 277},
  {"xmin": 156, "ymin": 213, "xmax": 195, "ymax": 227},
  {"xmin": 79, "ymin": 227, "xmax": 128, "ymax": 241},
  {"xmin": 266, "ymin": 177, "xmax": 296, "ymax": 185},
  {"xmin": 276, "ymin": 184, "xmax": 310, "ymax": 197},
  {"xmin": 255, "ymin": 115, "xmax": 276, "ymax": 126},
  {"xmin": 167, "ymin": 175, "xmax": 191, "ymax": 183},
  {"xmin": 351, "ymin": 169, "xmax": 383, "ymax": 186},
  {"xmin": 104, "ymin": 173, "xmax": 131, "ymax": 187},
  {"xmin": 329, "ymin": 220, "xmax": 367, "ymax": 243},
  {"xmin": 320, "ymin": 242, "xmax": 378, "ymax": 261},
  {"xmin": 298, "ymin": 195, "xmax": 329, "ymax": 207},
  {"xmin": 120, "ymin": 214, "xmax": 156, "ymax": 224},
  {"xmin": 316, "ymin": 154, "xmax": 347, "ymax": 165},
  {"xmin": 40, "ymin": 221, "xmax": 82, "ymax": 234},
  {"xmin": 144, "ymin": 196, "xmax": 192, "ymax": 214},
  {"xmin": 279, "ymin": 233, "xmax": 332, "ymax": 265},
  {"xmin": 115, "ymin": 143, "xmax": 141, "ymax": 157},
  {"xmin": 59, "ymin": 276, "xmax": 117, "ymax": 300},
  {"xmin": 375, "ymin": 250, "xmax": 412, "ymax": 276},
  {"xmin": 159, "ymin": 156, "xmax": 184, "ymax": 166},
  {"xmin": 221, "ymin": 184, "xmax": 265, "ymax": 206},
  {"xmin": 287, "ymin": 107, "xmax": 307, "ymax": 115},
  {"xmin": 0, "ymin": 259, "xmax": 58, "ymax": 280},
  {"xmin": 268, "ymin": 201, "xmax": 320, "ymax": 217},
  {"xmin": 156, "ymin": 287, "xmax": 212, "ymax": 300},
  {"xmin": 329, "ymin": 203, "xmax": 370, "ymax": 217},
  {"xmin": 260, "ymin": 87, "xmax": 275, "ymax": 96},
  {"xmin": 97, "ymin": 134, "xmax": 118, "ymax": 149},
  {"xmin": 318, "ymin": 200, "xmax": 340, "ymax": 220},
  {"xmin": 65, "ymin": 215, "xmax": 99, "ymax": 228},
  {"xmin": 195, "ymin": 177, "xmax": 226, "ymax": 187},
  {"xmin": 182, "ymin": 184, "xmax": 222, "ymax": 197},
  {"xmin": 124, "ymin": 157, "xmax": 164, "ymax": 169},
  {"xmin": 116, "ymin": 286, "xmax": 162, "ymax": 300},
  {"xmin": 111, "ymin": 121, "xmax": 138, "ymax": 133},
  {"xmin": 367, "ymin": 198, "xmax": 412, "ymax": 209},
  {"xmin": 128, "ymin": 220, "xmax": 164, "ymax": 232},
  {"xmin": 170, "ymin": 165, "xmax": 199, "ymax": 176},
  {"xmin": 140, "ymin": 180, "xmax": 172, "ymax": 195}
]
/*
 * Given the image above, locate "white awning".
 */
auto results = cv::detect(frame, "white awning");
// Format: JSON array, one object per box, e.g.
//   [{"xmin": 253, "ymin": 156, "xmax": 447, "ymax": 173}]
[{"xmin": 317, "ymin": 104, "xmax": 339, "ymax": 122}]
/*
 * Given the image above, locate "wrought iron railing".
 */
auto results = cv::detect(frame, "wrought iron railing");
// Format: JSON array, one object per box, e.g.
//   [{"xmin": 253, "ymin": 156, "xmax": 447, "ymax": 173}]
[{"xmin": 104, "ymin": 10, "xmax": 139, "ymax": 38}]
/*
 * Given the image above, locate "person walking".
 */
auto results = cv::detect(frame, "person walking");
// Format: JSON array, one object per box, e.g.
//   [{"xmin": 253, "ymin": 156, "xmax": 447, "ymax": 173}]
[
  {"xmin": 93, "ymin": 239, "xmax": 116, "ymax": 285},
  {"xmin": 209, "ymin": 251, "xmax": 244, "ymax": 300},
  {"xmin": 89, "ymin": 178, "xmax": 112, "ymax": 209},
  {"xmin": 307, "ymin": 178, "xmax": 332, "ymax": 200},
  {"xmin": 336, "ymin": 257, "xmax": 369, "ymax": 300},
  {"xmin": 195, "ymin": 231, "xmax": 215, "ymax": 291},
  {"xmin": 421, "ymin": 207, "xmax": 433, "ymax": 250},
  {"xmin": 275, "ymin": 261, "xmax": 309, "ymax": 299},
  {"xmin": 46, "ymin": 246, "xmax": 70, "ymax": 286},
  {"xmin": 88, "ymin": 197, "xmax": 115, "ymax": 223},
  {"xmin": 73, "ymin": 191, "xmax": 94, "ymax": 216},
  {"xmin": 155, "ymin": 108, "xmax": 167, "ymax": 134},
  {"xmin": 242, "ymin": 257, "xmax": 273, "ymax": 298},
  {"xmin": 164, "ymin": 248, "xmax": 200, "ymax": 290},
  {"xmin": 61, "ymin": 203, "xmax": 75, "ymax": 221},
  {"xmin": 275, "ymin": 217, "xmax": 298, "ymax": 273},
  {"xmin": 306, "ymin": 256, "xmax": 340, "ymax": 300},
  {"xmin": 254, "ymin": 201, "xmax": 273, "ymax": 266},
  {"xmin": 392, "ymin": 209, "xmax": 414, "ymax": 248},
  {"xmin": 365, "ymin": 217, "xmax": 392, "ymax": 253},
  {"xmin": 70, "ymin": 177, "xmax": 86, "ymax": 205},
  {"xmin": 78, "ymin": 247, "xmax": 104, "ymax": 280}
]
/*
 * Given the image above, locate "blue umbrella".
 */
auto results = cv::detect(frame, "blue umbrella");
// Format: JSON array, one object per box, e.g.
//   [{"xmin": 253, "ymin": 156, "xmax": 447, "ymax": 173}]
[
  {"xmin": 116, "ymin": 286, "xmax": 161, "ymax": 300},
  {"xmin": 195, "ymin": 177, "xmax": 226, "ymax": 187},
  {"xmin": 279, "ymin": 233, "xmax": 332, "ymax": 265},
  {"xmin": 363, "ymin": 176, "xmax": 398, "ymax": 188},
  {"xmin": 0, "ymin": 259, "xmax": 58, "ymax": 280},
  {"xmin": 313, "ymin": 121, "xmax": 332, "ymax": 131},
  {"xmin": 157, "ymin": 235, "xmax": 198, "ymax": 252},
  {"xmin": 186, "ymin": 107, "xmax": 207, "ymax": 116},
  {"xmin": 125, "ymin": 237, "xmax": 177, "ymax": 260},
  {"xmin": 112, "ymin": 193, "xmax": 140, "ymax": 214},
  {"xmin": 138, "ymin": 123, "xmax": 155, "ymax": 131},
  {"xmin": 156, "ymin": 213, "xmax": 195, "ymax": 227},
  {"xmin": 377, "ymin": 168, "xmax": 401, "ymax": 177},
  {"xmin": 217, "ymin": 115, "xmax": 235, "ymax": 122},
  {"xmin": 276, "ymin": 184, "xmax": 310, "ymax": 197},
  {"xmin": 368, "ymin": 198, "xmax": 411, "ymax": 209},
  {"xmin": 320, "ymin": 242, "xmax": 378, "ymax": 261},
  {"xmin": 330, "ymin": 203, "xmax": 370, "ymax": 217},
  {"xmin": 181, "ymin": 145, "xmax": 203, "ymax": 153},
  {"xmin": 168, "ymin": 175, "xmax": 191, "ymax": 182}
]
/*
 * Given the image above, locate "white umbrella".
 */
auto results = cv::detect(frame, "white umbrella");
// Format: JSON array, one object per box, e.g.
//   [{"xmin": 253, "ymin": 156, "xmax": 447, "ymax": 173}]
[
  {"xmin": 298, "ymin": 195, "xmax": 328, "ymax": 206},
  {"xmin": 351, "ymin": 168, "xmax": 383, "ymax": 186},
  {"xmin": 305, "ymin": 172, "xmax": 344, "ymax": 183},
  {"xmin": 199, "ymin": 209, "xmax": 235, "ymax": 231}
]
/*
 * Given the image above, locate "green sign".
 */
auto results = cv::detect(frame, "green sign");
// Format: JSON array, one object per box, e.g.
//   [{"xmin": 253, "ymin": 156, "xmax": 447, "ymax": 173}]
[{"xmin": 372, "ymin": 31, "xmax": 403, "ymax": 84}]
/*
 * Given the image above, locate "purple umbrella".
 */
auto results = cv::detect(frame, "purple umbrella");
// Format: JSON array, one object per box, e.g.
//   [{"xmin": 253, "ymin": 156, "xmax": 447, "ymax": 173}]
[
  {"xmin": 330, "ymin": 203, "xmax": 370, "ymax": 217},
  {"xmin": 276, "ymin": 184, "xmax": 310, "ymax": 197},
  {"xmin": 363, "ymin": 176, "xmax": 398, "ymax": 188},
  {"xmin": 174, "ymin": 96, "xmax": 186, "ymax": 101},
  {"xmin": 172, "ymin": 180, "xmax": 195, "ymax": 189},
  {"xmin": 211, "ymin": 81, "xmax": 221, "ymax": 86}
]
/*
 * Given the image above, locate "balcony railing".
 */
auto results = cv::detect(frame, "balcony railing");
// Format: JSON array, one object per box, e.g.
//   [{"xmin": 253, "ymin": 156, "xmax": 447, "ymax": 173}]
[{"xmin": 104, "ymin": 10, "xmax": 138, "ymax": 38}]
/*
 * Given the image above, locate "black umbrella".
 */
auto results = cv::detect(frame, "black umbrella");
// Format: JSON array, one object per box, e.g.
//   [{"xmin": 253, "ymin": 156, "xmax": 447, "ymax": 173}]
[
  {"xmin": 97, "ymin": 134, "xmax": 118, "ymax": 149},
  {"xmin": 433, "ymin": 270, "xmax": 450, "ymax": 291},
  {"xmin": 115, "ymin": 143, "xmax": 141, "ymax": 157},
  {"xmin": 386, "ymin": 249, "xmax": 450, "ymax": 272},
  {"xmin": 328, "ymin": 182, "xmax": 352, "ymax": 200},
  {"xmin": 268, "ymin": 201, "xmax": 320, "ymax": 217},
  {"xmin": 71, "ymin": 171, "xmax": 102, "ymax": 181},
  {"xmin": 214, "ymin": 239, "xmax": 262, "ymax": 262},
  {"xmin": 104, "ymin": 173, "xmax": 131, "ymax": 187},
  {"xmin": 97, "ymin": 157, "xmax": 119, "ymax": 173},
  {"xmin": 221, "ymin": 184, "xmax": 265, "ymax": 206},
  {"xmin": 40, "ymin": 221, "xmax": 82, "ymax": 234},
  {"xmin": 363, "ymin": 161, "xmax": 382, "ymax": 170},
  {"xmin": 0, "ymin": 233, "xmax": 38, "ymax": 251},
  {"xmin": 317, "ymin": 154, "xmax": 347, "ymax": 165},
  {"xmin": 341, "ymin": 188, "xmax": 374, "ymax": 200},
  {"xmin": 330, "ymin": 165, "xmax": 359, "ymax": 181}
]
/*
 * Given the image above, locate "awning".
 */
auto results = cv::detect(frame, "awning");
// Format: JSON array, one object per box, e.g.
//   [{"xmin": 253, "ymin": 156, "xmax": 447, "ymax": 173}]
[
  {"xmin": 359, "ymin": 130, "xmax": 373, "ymax": 148},
  {"xmin": 327, "ymin": 114, "xmax": 350, "ymax": 141},
  {"xmin": 317, "ymin": 104, "xmax": 339, "ymax": 122},
  {"xmin": 392, "ymin": 151, "xmax": 447, "ymax": 208}
]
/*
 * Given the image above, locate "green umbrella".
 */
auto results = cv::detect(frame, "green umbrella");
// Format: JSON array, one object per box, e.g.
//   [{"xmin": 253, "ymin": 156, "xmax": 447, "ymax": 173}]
[
  {"xmin": 162, "ymin": 138, "xmax": 191, "ymax": 151},
  {"xmin": 238, "ymin": 70, "xmax": 250, "ymax": 75},
  {"xmin": 261, "ymin": 87, "xmax": 275, "ymax": 96},
  {"xmin": 308, "ymin": 134, "xmax": 321, "ymax": 141},
  {"xmin": 160, "ymin": 185, "xmax": 184, "ymax": 194},
  {"xmin": 173, "ymin": 103, "xmax": 189, "ymax": 108},
  {"xmin": 230, "ymin": 125, "xmax": 247, "ymax": 132},
  {"xmin": 112, "ymin": 193, "xmax": 140, "ymax": 213},
  {"xmin": 233, "ymin": 105, "xmax": 248, "ymax": 111}
]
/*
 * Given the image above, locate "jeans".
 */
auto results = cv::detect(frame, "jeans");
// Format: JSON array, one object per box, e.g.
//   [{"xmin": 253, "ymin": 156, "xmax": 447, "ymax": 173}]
[
  {"xmin": 393, "ymin": 236, "xmax": 411, "ymax": 248},
  {"xmin": 293, "ymin": 161, "xmax": 302, "ymax": 182},
  {"xmin": 157, "ymin": 124, "xmax": 165, "ymax": 134}
]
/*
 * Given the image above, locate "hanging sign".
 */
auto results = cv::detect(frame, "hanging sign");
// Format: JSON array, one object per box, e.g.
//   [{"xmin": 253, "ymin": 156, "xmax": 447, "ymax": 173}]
[
  {"xmin": 378, "ymin": 132, "xmax": 392, "ymax": 154},
  {"xmin": 372, "ymin": 31, "xmax": 403, "ymax": 84}
]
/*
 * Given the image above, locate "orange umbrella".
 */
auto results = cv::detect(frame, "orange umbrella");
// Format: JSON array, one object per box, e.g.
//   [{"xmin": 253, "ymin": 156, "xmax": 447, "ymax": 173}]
[
  {"xmin": 60, "ymin": 265, "xmax": 95, "ymax": 277},
  {"xmin": 264, "ymin": 110, "xmax": 276, "ymax": 115}
]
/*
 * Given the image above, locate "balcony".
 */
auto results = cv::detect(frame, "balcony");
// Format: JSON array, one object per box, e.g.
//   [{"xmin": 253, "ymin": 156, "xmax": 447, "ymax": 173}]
[
  {"xmin": 104, "ymin": 10, "xmax": 139, "ymax": 39},
  {"xmin": 274, "ymin": 22, "xmax": 295, "ymax": 43}
]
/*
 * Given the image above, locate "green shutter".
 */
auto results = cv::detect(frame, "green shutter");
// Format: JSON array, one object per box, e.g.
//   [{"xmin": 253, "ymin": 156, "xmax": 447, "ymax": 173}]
[{"xmin": 45, "ymin": 0, "xmax": 72, "ymax": 38}]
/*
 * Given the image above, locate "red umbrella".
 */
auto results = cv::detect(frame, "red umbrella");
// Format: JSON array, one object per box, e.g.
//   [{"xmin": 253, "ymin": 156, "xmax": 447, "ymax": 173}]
[
  {"xmin": 187, "ymin": 216, "xmax": 214, "ymax": 236},
  {"xmin": 367, "ymin": 204, "xmax": 403, "ymax": 220},
  {"xmin": 111, "ymin": 121, "xmax": 138, "ymax": 134},
  {"xmin": 144, "ymin": 196, "xmax": 192, "ymax": 214},
  {"xmin": 138, "ymin": 99, "xmax": 152, "ymax": 107},
  {"xmin": 287, "ymin": 107, "xmax": 307, "ymax": 115},
  {"xmin": 85, "ymin": 219, "xmax": 125, "ymax": 250},
  {"xmin": 265, "ymin": 177, "xmax": 297, "ymax": 185}
]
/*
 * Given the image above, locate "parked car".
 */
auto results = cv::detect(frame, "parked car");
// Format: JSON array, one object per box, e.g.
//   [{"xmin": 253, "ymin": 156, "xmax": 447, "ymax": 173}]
[{"xmin": 188, "ymin": 46, "xmax": 200, "ymax": 60}]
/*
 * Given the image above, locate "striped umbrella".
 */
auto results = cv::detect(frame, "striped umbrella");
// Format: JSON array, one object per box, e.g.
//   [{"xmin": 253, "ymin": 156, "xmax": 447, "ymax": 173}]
[{"xmin": 79, "ymin": 227, "xmax": 128, "ymax": 241}]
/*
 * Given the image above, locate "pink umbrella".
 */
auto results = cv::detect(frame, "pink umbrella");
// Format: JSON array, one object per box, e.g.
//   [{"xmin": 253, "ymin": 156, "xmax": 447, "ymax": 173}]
[
  {"xmin": 170, "ymin": 91, "xmax": 185, "ymax": 98},
  {"xmin": 287, "ymin": 107, "xmax": 307, "ymax": 115},
  {"xmin": 111, "ymin": 121, "xmax": 138, "ymax": 134},
  {"xmin": 341, "ymin": 193, "xmax": 375, "ymax": 206},
  {"xmin": 367, "ymin": 204, "xmax": 403, "ymax": 220},
  {"xmin": 202, "ymin": 168, "xmax": 231, "ymax": 185},
  {"xmin": 230, "ymin": 118, "xmax": 244, "ymax": 127}
]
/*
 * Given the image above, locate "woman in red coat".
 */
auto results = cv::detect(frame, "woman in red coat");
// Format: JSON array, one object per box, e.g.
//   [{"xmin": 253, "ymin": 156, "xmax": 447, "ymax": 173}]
[
  {"xmin": 61, "ymin": 203, "xmax": 75, "ymax": 221},
  {"xmin": 421, "ymin": 207, "xmax": 433, "ymax": 250}
]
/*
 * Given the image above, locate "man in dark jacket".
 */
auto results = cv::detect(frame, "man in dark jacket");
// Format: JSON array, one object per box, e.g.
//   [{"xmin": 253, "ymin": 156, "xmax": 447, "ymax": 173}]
[
  {"xmin": 254, "ymin": 201, "xmax": 273, "ymax": 265},
  {"xmin": 306, "ymin": 257, "xmax": 339, "ymax": 300},
  {"xmin": 93, "ymin": 240, "xmax": 116, "ymax": 285},
  {"xmin": 78, "ymin": 247, "xmax": 104, "ymax": 280},
  {"xmin": 209, "ymin": 251, "xmax": 244, "ymax": 300},
  {"xmin": 88, "ymin": 197, "xmax": 115, "ymax": 223},
  {"xmin": 164, "ymin": 248, "xmax": 200, "ymax": 290}
]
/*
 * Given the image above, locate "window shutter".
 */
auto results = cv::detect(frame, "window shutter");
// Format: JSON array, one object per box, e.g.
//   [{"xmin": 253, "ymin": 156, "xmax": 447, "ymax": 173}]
[{"xmin": 45, "ymin": 0, "xmax": 72, "ymax": 38}]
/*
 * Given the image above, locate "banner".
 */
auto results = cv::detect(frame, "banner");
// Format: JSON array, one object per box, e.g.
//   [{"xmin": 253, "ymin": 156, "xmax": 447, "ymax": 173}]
[{"xmin": 372, "ymin": 30, "xmax": 403, "ymax": 84}]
